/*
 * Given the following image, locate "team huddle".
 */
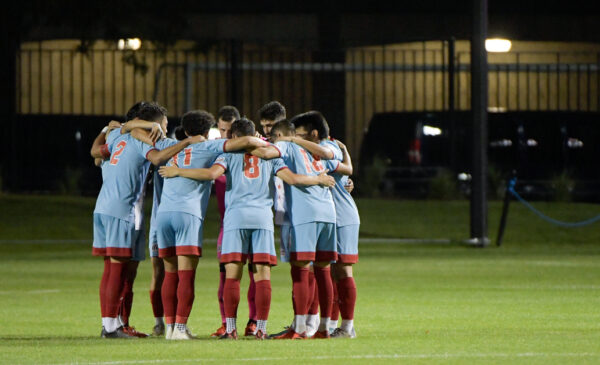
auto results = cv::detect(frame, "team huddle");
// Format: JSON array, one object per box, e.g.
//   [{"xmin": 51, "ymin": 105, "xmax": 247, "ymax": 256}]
[{"xmin": 90, "ymin": 101, "xmax": 360, "ymax": 340}]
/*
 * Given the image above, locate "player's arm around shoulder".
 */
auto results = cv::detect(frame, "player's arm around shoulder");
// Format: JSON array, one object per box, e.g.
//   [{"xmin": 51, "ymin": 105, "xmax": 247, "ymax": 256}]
[
  {"xmin": 285, "ymin": 136, "xmax": 334, "ymax": 160},
  {"xmin": 146, "ymin": 135, "xmax": 204, "ymax": 166},
  {"xmin": 333, "ymin": 139, "xmax": 353, "ymax": 176},
  {"xmin": 276, "ymin": 166, "xmax": 335, "ymax": 187},
  {"xmin": 248, "ymin": 143, "xmax": 282, "ymax": 160}
]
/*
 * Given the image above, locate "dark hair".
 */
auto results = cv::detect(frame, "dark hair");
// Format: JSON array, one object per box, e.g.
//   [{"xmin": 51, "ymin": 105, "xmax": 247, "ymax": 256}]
[
  {"xmin": 181, "ymin": 110, "xmax": 215, "ymax": 136},
  {"xmin": 135, "ymin": 101, "xmax": 168, "ymax": 123},
  {"xmin": 230, "ymin": 118, "xmax": 256, "ymax": 137},
  {"xmin": 258, "ymin": 101, "xmax": 286, "ymax": 122},
  {"xmin": 271, "ymin": 119, "xmax": 295, "ymax": 137},
  {"xmin": 173, "ymin": 125, "xmax": 187, "ymax": 141},
  {"xmin": 125, "ymin": 101, "xmax": 146, "ymax": 121},
  {"xmin": 290, "ymin": 111, "xmax": 329, "ymax": 139},
  {"xmin": 217, "ymin": 105, "xmax": 241, "ymax": 122}
]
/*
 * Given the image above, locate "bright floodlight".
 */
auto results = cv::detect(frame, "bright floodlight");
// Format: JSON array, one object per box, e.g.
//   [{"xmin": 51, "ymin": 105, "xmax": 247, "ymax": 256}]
[
  {"xmin": 118, "ymin": 38, "xmax": 142, "ymax": 51},
  {"xmin": 423, "ymin": 125, "xmax": 442, "ymax": 136},
  {"xmin": 485, "ymin": 39, "xmax": 512, "ymax": 53}
]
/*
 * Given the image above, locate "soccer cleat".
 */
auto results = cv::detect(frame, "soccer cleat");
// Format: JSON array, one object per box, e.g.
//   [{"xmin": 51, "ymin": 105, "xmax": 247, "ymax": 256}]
[
  {"xmin": 244, "ymin": 321, "xmax": 257, "ymax": 336},
  {"xmin": 271, "ymin": 328, "xmax": 306, "ymax": 340},
  {"xmin": 165, "ymin": 325, "xmax": 173, "ymax": 340},
  {"xmin": 122, "ymin": 325, "xmax": 149, "ymax": 338},
  {"xmin": 268, "ymin": 324, "xmax": 292, "ymax": 338},
  {"xmin": 311, "ymin": 330, "xmax": 331, "ymax": 339},
  {"xmin": 211, "ymin": 324, "xmax": 226, "ymax": 338},
  {"xmin": 152, "ymin": 323, "xmax": 165, "ymax": 337},
  {"xmin": 255, "ymin": 329, "xmax": 268, "ymax": 340},
  {"xmin": 330, "ymin": 327, "xmax": 357, "ymax": 339},
  {"xmin": 218, "ymin": 329, "xmax": 238, "ymax": 340},
  {"xmin": 100, "ymin": 327, "xmax": 108, "ymax": 338},
  {"xmin": 104, "ymin": 326, "xmax": 136, "ymax": 339},
  {"xmin": 170, "ymin": 326, "xmax": 196, "ymax": 340}
]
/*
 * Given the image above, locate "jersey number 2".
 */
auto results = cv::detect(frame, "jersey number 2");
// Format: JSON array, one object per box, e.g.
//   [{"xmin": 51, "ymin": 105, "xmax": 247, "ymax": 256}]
[
  {"xmin": 109, "ymin": 141, "xmax": 127, "ymax": 165},
  {"xmin": 244, "ymin": 153, "xmax": 260, "ymax": 179}
]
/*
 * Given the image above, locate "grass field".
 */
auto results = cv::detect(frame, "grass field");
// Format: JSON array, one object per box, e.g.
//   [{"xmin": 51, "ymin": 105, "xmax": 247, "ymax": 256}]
[{"xmin": 0, "ymin": 194, "xmax": 599, "ymax": 364}]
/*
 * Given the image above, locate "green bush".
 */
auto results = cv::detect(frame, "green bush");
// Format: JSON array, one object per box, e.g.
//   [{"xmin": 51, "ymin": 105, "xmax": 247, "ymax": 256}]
[
  {"xmin": 488, "ymin": 165, "xmax": 506, "ymax": 200},
  {"xmin": 550, "ymin": 171, "xmax": 575, "ymax": 202},
  {"xmin": 58, "ymin": 167, "xmax": 83, "ymax": 195},
  {"xmin": 428, "ymin": 169, "xmax": 459, "ymax": 200},
  {"xmin": 358, "ymin": 155, "xmax": 388, "ymax": 198}
]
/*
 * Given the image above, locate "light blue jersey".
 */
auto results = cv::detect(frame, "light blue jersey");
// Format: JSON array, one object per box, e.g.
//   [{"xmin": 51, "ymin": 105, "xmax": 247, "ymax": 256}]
[
  {"xmin": 158, "ymin": 139, "xmax": 227, "ymax": 219},
  {"xmin": 93, "ymin": 128, "xmax": 155, "ymax": 222},
  {"xmin": 275, "ymin": 141, "xmax": 336, "ymax": 226},
  {"xmin": 214, "ymin": 152, "xmax": 287, "ymax": 232},
  {"xmin": 149, "ymin": 138, "xmax": 179, "ymax": 243},
  {"xmin": 322, "ymin": 142, "xmax": 360, "ymax": 227}
]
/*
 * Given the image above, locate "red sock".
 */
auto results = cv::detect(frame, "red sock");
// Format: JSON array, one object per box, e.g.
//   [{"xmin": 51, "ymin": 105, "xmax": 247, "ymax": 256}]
[
  {"xmin": 308, "ymin": 271, "xmax": 319, "ymax": 315},
  {"xmin": 255, "ymin": 279, "xmax": 272, "ymax": 320},
  {"xmin": 218, "ymin": 268, "xmax": 226, "ymax": 324},
  {"xmin": 149, "ymin": 290, "xmax": 163, "ymax": 318},
  {"xmin": 247, "ymin": 268, "xmax": 257, "ymax": 321},
  {"xmin": 118, "ymin": 278, "xmax": 134, "ymax": 325},
  {"xmin": 291, "ymin": 266, "xmax": 310, "ymax": 315},
  {"xmin": 99, "ymin": 258, "xmax": 110, "ymax": 317},
  {"xmin": 223, "ymin": 278, "xmax": 241, "ymax": 318},
  {"xmin": 338, "ymin": 277, "xmax": 357, "ymax": 320},
  {"xmin": 176, "ymin": 270, "xmax": 196, "ymax": 324},
  {"xmin": 106, "ymin": 261, "xmax": 126, "ymax": 318},
  {"xmin": 161, "ymin": 271, "xmax": 178, "ymax": 325},
  {"xmin": 331, "ymin": 280, "xmax": 340, "ymax": 321},
  {"xmin": 314, "ymin": 266, "xmax": 333, "ymax": 319}
]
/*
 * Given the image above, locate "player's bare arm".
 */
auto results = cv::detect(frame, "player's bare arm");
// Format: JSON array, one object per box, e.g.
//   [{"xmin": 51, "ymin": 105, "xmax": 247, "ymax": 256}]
[
  {"xmin": 277, "ymin": 168, "xmax": 335, "ymax": 187},
  {"xmin": 281, "ymin": 136, "xmax": 334, "ymax": 160},
  {"xmin": 146, "ymin": 135, "xmax": 204, "ymax": 166},
  {"xmin": 248, "ymin": 145, "xmax": 280, "ymax": 160},
  {"xmin": 131, "ymin": 128, "xmax": 159, "ymax": 146},
  {"xmin": 120, "ymin": 119, "xmax": 165, "ymax": 138},
  {"xmin": 90, "ymin": 122, "xmax": 120, "ymax": 159},
  {"xmin": 335, "ymin": 139, "xmax": 353, "ymax": 176},
  {"xmin": 159, "ymin": 164, "xmax": 225, "ymax": 181},
  {"xmin": 224, "ymin": 136, "xmax": 268, "ymax": 152}
]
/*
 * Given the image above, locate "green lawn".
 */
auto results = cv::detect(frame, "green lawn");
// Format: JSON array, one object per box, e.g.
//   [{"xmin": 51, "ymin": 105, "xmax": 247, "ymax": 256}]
[{"xmin": 0, "ymin": 194, "xmax": 599, "ymax": 364}]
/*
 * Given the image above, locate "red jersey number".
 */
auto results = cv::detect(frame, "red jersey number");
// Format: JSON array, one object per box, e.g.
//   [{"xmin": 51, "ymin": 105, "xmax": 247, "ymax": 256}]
[
  {"xmin": 244, "ymin": 154, "xmax": 260, "ymax": 179},
  {"xmin": 299, "ymin": 148, "xmax": 323, "ymax": 173},
  {"xmin": 109, "ymin": 141, "xmax": 127, "ymax": 165},
  {"xmin": 183, "ymin": 148, "xmax": 192, "ymax": 166}
]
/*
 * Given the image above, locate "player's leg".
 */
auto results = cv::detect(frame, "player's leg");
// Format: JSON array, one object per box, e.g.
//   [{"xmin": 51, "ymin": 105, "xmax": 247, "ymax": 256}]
[
  {"xmin": 244, "ymin": 264, "xmax": 258, "ymax": 336},
  {"xmin": 161, "ymin": 256, "xmax": 178, "ymax": 339},
  {"xmin": 330, "ymin": 265, "xmax": 340, "ymax": 333},
  {"xmin": 306, "ymin": 265, "xmax": 320, "ymax": 337},
  {"xmin": 119, "ymin": 227, "xmax": 148, "ymax": 337},
  {"xmin": 149, "ymin": 257, "xmax": 165, "ymax": 336},
  {"xmin": 171, "ymin": 255, "xmax": 199, "ymax": 340},
  {"xmin": 93, "ymin": 213, "xmax": 109, "ymax": 336},
  {"xmin": 149, "ymin": 227, "xmax": 165, "ymax": 336},
  {"xmin": 156, "ymin": 212, "xmax": 178, "ymax": 339},
  {"xmin": 312, "ymin": 222, "xmax": 338, "ymax": 339},
  {"xmin": 273, "ymin": 223, "xmax": 316, "ymax": 339},
  {"xmin": 103, "ymin": 216, "xmax": 137, "ymax": 338},
  {"xmin": 219, "ymin": 229, "xmax": 247, "ymax": 339},
  {"xmin": 331, "ymin": 224, "xmax": 359, "ymax": 338},
  {"xmin": 212, "ymin": 226, "xmax": 227, "ymax": 337},
  {"xmin": 248, "ymin": 229, "xmax": 277, "ymax": 339},
  {"xmin": 169, "ymin": 212, "xmax": 203, "ymax": 340}
]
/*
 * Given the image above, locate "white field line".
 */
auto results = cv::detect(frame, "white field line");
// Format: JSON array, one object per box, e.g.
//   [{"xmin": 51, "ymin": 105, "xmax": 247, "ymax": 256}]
[
  {"xmin": 46, "ymin": 352, "xmax": 600, "ymax": 365},
  {"xmin": 0, "ymin": 238, "xmax": 451, "ymax": 245},
  {"xmin": 0, "ymin": 289, "xmax": 60, "ymax": 295}
]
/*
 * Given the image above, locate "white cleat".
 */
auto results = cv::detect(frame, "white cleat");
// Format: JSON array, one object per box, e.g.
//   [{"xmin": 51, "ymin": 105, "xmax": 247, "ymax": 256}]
[
  {"xmin": 165, "ymin": 325, "xmax": 173, "ymax": 340},
  {"xmin": 330, "ymin": 327, "xmax": 357, "ymax": 339},
  {"xmin": 170, "ymin": 326, "xmax": 196, "ymax": 340}
]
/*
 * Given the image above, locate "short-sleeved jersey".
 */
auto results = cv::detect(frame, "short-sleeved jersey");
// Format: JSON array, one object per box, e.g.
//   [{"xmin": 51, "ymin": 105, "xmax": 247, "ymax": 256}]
[
  {"xmin": 149, "ymin": 138, "xmax": 179, "ymax": 228},
  {"xmin": 322, "ymin": 142, "xmax": 360, "ymax": 227},
  {"xmin": 157, "ymin": 139, "xmax": 227, "ymax": 220},
  {"xmin": 94, "ymin": 128, "xmax": 156, "ymax": 222},
  {"xmin": 214, "ymin": 152, "xmax": 287, "ymax": 232},
  {"xmin": 275, "ymin": 141, "xmax": 336, "ymax": 226}
]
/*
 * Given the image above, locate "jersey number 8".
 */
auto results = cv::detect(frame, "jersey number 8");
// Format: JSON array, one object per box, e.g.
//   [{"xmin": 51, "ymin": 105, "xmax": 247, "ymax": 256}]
[{"xmin": 244, "ymin": 153, "xmax": 260, "ymax": 179}]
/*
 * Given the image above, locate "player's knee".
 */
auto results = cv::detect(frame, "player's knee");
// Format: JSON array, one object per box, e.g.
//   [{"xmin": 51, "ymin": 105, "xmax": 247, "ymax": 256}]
[
  {"xmin": 314, "ymin": 261, "xmax": 331, "ymax": 268},
  {"xmin": 292, "ymin": 260, "xmax": 310, "ymax": 268}
]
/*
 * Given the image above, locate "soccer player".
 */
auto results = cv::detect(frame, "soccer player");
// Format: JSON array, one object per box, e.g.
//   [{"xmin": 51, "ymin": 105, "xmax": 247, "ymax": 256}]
[
  {"xmin": 154, "ymin": 111, "xmax": 268, "ymax": 340},
  {"xmin": 212, "ymin": 105, "xmax": 261, "ymax": 337},
  {"xmin": 249, "ymin": 119, "xmax": 337, "ymax": 339},
  {"xmin": 286, "ymin": 111, "xmax": 360, "ymax": 338},
  {"xmin": 258, "ymin": 101, "xmax": 286, "ymax": 139},
  {"xmin": 159, "ymin": 118, "xmax": 335, "ymax": 339},
  {"xmin": 91, "ymin": 102, "xmax": 202, "ymax": 338}
]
